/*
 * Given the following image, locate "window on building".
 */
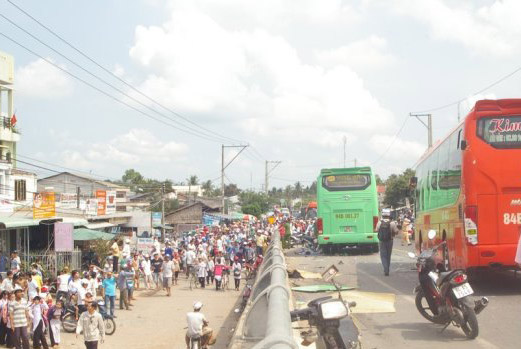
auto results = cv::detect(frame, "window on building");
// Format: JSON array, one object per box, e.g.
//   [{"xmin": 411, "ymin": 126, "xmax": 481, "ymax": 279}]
[
  {"xmin": 15, "ymin": 179, "xmax": 26, "ymax": 201},
  {"xmin": 116, "ymin": 191, "xmax": 126, "ymax": 198}
]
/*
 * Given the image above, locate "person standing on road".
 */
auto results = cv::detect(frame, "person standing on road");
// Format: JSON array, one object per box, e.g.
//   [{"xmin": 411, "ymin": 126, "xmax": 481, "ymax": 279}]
[
  {"xmin": 102, "ymin": 271, "xmax": 116, "ymax": 318},
  {"xmin": 9, "ymin": 288, "xmax": 30, "ymax": 349},
  {"xmin": 401, "ymin": 216, "xmax": 411, "ymax": 246},
  {"xmin": 47, "ymin": 299, "xmax": 65, "ymax": 348},
  {"xmin": 117, "ymin": 270, "xmax": 130, "ymax": 311},
  {"xmin": 29, "ymin": 296, "xmax": 49, "ymax": 349},
  {"xmin": 162, "ymin": 255, "xmax": 175, "ymax": 296},
  {"xmin": 185, "ymin": 246, "xmax": 196, "ymax": 278},
  {"xmin": 110, "ymin": 238, "xmax": 120, "ymax": 274},
  {"xmin": 197, "ymin": 258, "xmax": 208, "ymax": 288},
  {"xmin": 173, "ymin": 253, "xmax": 181, "ymax": 286},
  {"xmin": 76, "ymin": 302, "xmax": 105, "ymax": 349},
  {"xmin": 151, "ymin": 253, "xmax": 163, "ymax": 290},
  {"xmin": 376, "ymin": 209, "xmax": 400, "ymax": 276},
  {"xmin": 141, "ymin": 255, "xmax": 153, "ymax": 290},
  {"xmin": 232, "ymin": 257, "xmax": 242, "ymax": 291}
]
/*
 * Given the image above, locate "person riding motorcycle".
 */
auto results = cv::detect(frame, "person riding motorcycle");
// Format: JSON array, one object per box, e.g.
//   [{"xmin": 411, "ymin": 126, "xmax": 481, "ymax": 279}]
[{"xmin": 186, "ymin": 301, "xmax": 214, "ymax": 348}]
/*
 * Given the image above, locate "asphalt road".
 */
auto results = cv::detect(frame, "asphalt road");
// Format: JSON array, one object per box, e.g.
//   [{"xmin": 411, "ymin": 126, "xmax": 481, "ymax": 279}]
[{"xmin": 287, "ymin": 239, "xmax": 521, "ymax": 349}]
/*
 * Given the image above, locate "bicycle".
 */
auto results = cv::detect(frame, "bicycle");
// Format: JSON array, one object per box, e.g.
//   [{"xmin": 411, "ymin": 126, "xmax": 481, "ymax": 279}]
[{"xmin": 189, "ymin": 266, "xmax": 199, "ymax": 290}]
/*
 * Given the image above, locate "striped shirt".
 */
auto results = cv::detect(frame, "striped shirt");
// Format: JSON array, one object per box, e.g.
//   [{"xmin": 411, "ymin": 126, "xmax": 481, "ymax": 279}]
[{"xmin": 9, "ymin": 299, "xmax": 28, "ymax": 328}]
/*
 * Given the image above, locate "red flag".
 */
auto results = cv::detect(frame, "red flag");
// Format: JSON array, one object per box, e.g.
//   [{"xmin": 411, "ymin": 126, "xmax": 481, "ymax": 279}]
[{"xmin": 10, "ymin": 113, "xmax": 17, "ymax": 127}]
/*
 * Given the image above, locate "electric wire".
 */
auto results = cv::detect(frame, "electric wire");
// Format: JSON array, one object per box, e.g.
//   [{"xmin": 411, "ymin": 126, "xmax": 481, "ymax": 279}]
[{"xmin": 5, "ymin": 0, "xmax": 246, "ymax": 145}]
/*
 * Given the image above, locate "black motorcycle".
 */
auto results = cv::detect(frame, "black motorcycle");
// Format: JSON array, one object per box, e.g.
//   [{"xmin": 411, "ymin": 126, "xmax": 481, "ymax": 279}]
[
  {"xmin": 408, "ymin": 230, "xmax": 488, "ymax": 339},
  {"xmin": 290, "ymin": 265, "xmax": 361, "ymax": 348}
]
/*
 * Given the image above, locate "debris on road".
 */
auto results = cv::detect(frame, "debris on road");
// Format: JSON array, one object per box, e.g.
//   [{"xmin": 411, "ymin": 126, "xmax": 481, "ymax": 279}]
[
  {"xmin": 292, "ymin": 284, "xmax": 356, "ymax": 293},
  {"xmin": 341, "ymin": 291, "xmax": 396, "ymax": 313},
  {"xmin": 287, "ymin": 268, "xmax": 323, "ymax": 279}
]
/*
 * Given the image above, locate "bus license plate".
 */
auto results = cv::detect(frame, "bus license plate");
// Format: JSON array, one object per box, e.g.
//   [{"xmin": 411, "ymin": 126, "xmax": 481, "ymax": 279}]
[
  {"xmin": 452, "ymin": 283, "xmax": 473, "ymax": 299},
  {"xmin": 343, "ymin": 226, "xmax": 352, "ymax": 232}
]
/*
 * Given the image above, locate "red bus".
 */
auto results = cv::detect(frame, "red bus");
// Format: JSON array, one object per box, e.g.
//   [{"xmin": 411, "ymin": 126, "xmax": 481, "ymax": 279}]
[{"xmin": 414, "ymin": 99, "xmax": 521, "ymax": 270}]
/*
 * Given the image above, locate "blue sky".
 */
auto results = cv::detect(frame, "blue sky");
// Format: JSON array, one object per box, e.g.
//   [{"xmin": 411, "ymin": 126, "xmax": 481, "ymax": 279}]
[{"xmin": 2, "ymin": 0, "xmax": 521, "ymax": 189}]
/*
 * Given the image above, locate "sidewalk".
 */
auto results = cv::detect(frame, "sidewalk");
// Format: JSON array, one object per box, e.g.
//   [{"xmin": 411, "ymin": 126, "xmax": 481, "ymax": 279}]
[{"xmin": 60, "ymin": 277, "xmax": 243, "ymax": 349}]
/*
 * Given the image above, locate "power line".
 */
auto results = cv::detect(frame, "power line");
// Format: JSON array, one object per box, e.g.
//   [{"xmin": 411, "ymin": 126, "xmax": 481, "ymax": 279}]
[
  {"xmin": 370, "ymin": 115, "xmax": 409, "ymax": 166},
  {"xmin": 412, "ymin": 64, "xmax": 521, "ymax": 114},
  {"xmin": 0, "ymin": 31, "xmax": 232, "ymax": 144},
  {"xmin": 5, "ymin": 0, "xmax": 245, "ymax": 145}
]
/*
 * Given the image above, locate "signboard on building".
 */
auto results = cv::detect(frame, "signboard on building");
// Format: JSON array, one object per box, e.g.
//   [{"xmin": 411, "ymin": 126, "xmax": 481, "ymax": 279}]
[
  {"xmin": 106, "ymin": 191, "xmax": 116, "ymax": 214},
  {"xmin": 152, "ymin": 212, "xmax": 162, "ymax": 226},
  {"xmin": 85, "ymin": 198, "xmax": 98, "ymax": 216},
  {"xmin": 33, "ymin": 192, "xmax": 55, "ymax": 219},
  {"xmin": 96, "ymin": 190, "xmax": 106, "ymax": 216},
  {"xmin": 137, "ymin": 238, "xmax": 154, "ymax": 253},
  {"xmin": 59, "ymin": 193, "xmax": 78, "ymax": 209},
  {"xmin": 54, "ymin": 222, "xmax": 74, "ymax": 252}
]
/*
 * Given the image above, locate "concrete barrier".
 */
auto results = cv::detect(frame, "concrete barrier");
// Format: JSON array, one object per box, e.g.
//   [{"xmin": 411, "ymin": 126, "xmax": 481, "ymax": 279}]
[{"xmin": 228, "ymin": 231, "xmax": 298, "ymax": 349}]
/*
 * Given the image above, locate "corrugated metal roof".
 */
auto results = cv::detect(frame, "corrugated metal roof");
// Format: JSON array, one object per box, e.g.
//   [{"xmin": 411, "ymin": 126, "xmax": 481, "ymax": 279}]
[{"xmin": 0, "ymin": 217, "xmax": 40, "ymax": 229}]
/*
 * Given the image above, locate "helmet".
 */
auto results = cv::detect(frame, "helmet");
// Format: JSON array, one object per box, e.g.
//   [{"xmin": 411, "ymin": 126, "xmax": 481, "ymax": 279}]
[{"xmin": 193, "ymin": 301, "xmax": 203, "ymax": 310}]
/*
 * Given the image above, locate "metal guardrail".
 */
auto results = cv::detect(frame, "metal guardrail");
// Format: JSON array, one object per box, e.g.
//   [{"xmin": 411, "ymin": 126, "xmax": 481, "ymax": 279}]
[{"xmin": 239, "ymin": 232, "xmax": 298, "ymax": 349}]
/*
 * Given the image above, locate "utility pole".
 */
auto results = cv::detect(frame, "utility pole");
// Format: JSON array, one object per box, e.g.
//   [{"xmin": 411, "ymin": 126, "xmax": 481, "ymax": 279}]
[
  {"xmin": 161, "ymin": 182, "xmax": 165, "ymax": 242},
  {"xmin": 265, "ymin": 160, "xmax": 282, "ymax": 195},
  {"xmin": 221, "ymin": 144, "xmax": 249, "ymax": 213},
  {"xmin": 410, "ymin": 113, "xmax": 433, "ymax": 148},
  {"xmin": 343, "ymin": 135, "xmax": 347, "ymax": 168}
]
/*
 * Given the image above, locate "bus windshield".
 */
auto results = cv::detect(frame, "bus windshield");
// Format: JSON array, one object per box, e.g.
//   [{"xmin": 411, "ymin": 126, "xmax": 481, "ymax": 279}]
[
  {"xmin": 322, "ymin": 174, "xmax": 371, "ymax": 191},
  {"xmin": 477, "ymin": 116, "xmax": 521, "ymax": 148}
]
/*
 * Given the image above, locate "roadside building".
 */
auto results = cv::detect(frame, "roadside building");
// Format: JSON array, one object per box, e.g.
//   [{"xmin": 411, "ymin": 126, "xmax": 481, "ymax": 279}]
[{"xmin": 164, "ymin": 199, "xmax": 222, "ymax": 233}]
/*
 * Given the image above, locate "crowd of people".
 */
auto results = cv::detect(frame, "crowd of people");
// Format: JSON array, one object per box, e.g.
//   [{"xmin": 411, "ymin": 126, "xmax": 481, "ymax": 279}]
[{"xmin": 0, "ymin": 219, "xmax": 274, "ymax": 349}]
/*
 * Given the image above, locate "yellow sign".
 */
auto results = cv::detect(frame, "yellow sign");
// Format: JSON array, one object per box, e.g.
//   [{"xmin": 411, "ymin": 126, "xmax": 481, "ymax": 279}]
[
  {"xmin": 268, "ymin": 216, "xmax": 275, "ymax": 224},
  {"xmin": 33, "ymin": 192, "xmax": 56, "ymax": 219}
]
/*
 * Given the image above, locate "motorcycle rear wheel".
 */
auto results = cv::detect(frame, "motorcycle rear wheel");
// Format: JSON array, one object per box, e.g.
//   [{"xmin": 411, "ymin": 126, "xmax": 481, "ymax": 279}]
[
  {"xmin": 62, "ymin": 313, "xmax": 77, "ymax": 333},
  {"xmin": 104, "ymin": 317, "xmax": 116, "ymax": 335},
  {"xmin": 461, "ymin": 306, "xmax": 479, "ymax": 339},
  {"xmin": 415, "ymin": 289, "xmax": 445, "ymax": 324}
]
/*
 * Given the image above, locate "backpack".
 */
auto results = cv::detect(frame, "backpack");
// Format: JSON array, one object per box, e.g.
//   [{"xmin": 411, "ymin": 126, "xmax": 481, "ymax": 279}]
[{"xmin": 378, "ymin": 220, "xmax": 392, "ymax": 242}]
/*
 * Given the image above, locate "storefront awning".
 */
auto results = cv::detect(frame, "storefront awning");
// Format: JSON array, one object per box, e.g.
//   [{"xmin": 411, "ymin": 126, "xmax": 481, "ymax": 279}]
[
  {"xmin": 85, "ymin": 222, "xmax": 115, "ymax": 230},
  {"xmin": 60, "ymin": 217, "xmax": 89, "ymax": 227},
  {"xmin": 73, "ymin": 228, "xmax": 114, "ymax": 241},
  {"xmin": 0, "ymin": 217, "xmax": 41, "ymax": 229}
]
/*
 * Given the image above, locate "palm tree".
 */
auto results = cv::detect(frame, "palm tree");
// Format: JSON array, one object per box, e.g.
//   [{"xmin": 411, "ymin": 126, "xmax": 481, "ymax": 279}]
[
  {"xmin": 186, "ymin": 175, "xmax": 199, "ymax": 202},
  {"xmin": 201, "ymin": 180, "xmax": 213, "ymax": 197}
]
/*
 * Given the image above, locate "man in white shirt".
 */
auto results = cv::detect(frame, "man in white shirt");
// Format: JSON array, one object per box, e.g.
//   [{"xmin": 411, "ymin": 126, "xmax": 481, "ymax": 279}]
[
  {"xmin": 78, "ymin": 281, "xmax": 89, "ymax": 313},
  {"xmin": 0, "ymin": 270, "xmax": 14, "ymax": 292},
  {"xmin": 185, "ymin": 247, "xmax": 196, "ymax": 277},
  {"xmin": 27, "ymin": 273, "xmax": 39, "ymax": 301},
  {"xmin": 162, "ymin": 255, "xmax": 175, "ymax": 296},
  {"xmin": 141, "ymin": 255, "xmax": 153, "ymax": 290},
  {"xmin": 185, "ymin": 301, "xmax": 213, "ymax": 348}
]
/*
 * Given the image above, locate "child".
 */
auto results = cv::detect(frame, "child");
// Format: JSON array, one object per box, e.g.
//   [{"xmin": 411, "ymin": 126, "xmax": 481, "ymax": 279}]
[
  {"xmin": 5, "ymin": 292, "xmax": 15, "ymax": 349},
  {"xmin": 47, "ymin": 300, "xmax": 65, "ymax": 348},
  {"xmin": 29, "ymin": 296, "xmax": 49, "ymax": 349},
  {"xmin": 0, "ymin": 291, "xmax": 7, "ymax": 345}
]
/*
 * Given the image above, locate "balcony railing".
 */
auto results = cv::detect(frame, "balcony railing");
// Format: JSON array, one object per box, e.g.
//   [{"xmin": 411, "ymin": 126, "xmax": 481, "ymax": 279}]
[{"xmin": 0, "ymin": 116, "xmax": 19, "ymax": 134}]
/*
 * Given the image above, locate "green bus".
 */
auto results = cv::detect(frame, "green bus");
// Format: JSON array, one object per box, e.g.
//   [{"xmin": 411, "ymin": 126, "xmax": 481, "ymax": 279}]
[{"xmin": 316, "ymin": 167, "xmax": 379, "ymax": 253}]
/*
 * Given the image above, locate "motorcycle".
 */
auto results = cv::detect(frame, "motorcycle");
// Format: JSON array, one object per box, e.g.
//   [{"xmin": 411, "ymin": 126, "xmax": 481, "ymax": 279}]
[
  {"xmin": 62, "ymin": 301, "xmax": 117, "ymax": 335},
  {"xmin": 290, "ymin": 265, "xmax": 361, "ymax": 348},
  {"xmin": 408, "ymin": 230, "xmax": 488, "ymax": 339}
]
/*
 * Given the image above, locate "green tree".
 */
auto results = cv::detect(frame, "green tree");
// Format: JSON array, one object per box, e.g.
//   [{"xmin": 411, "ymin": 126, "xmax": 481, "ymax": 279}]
[
  {"xmin": 375, "ymin": 174, "xmax": 383, "ymax": 186},
  {"xmin": 384, "ymin": 168, "xmax": 416, "ymax": 208},
  {"xmin": 201, "ymin": 180, "xmax": 214, "ymax": 196},
  {"xmin": 239, "ymin": 191, "xmax": 270, "ymax": 217},
  {"xmin": 224, "ymin": 183, "xmax": 240, "ymax": 197}
]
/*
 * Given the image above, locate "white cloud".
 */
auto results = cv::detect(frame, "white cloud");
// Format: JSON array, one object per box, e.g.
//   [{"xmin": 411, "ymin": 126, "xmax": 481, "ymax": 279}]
[
  {"xmin": 315, "ymin": 35, "xmax": 396, "ymax": 71},
  {"xmin": 61, "ymin": 129, "xmax": 188, "ymax": 170},
  {"xmin": 129, "ymin": 7, "xmax": 395, "ymax": 145},
  {"xmin": 386, "ymin": 0, "xmax": 521, "ymax": 56},
  {"xmin": 16, "ymin": 58, "xmax": 73, "ymax": 99},
  {"xmin": 369, "ymin": 134, "xmax": 426, "ymax": 162}
]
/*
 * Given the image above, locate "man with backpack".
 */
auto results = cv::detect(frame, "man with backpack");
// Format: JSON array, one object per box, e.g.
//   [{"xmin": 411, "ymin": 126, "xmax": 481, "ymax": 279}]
[{"xmin": 376, "ymin": 209, "xmax": 400, "ymax": 276}]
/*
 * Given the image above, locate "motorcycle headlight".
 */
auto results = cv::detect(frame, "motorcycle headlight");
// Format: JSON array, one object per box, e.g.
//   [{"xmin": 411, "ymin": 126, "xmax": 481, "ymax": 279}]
[{"xmin": 320, "ymin": 300, "xmax": 348, "ymax": 320}]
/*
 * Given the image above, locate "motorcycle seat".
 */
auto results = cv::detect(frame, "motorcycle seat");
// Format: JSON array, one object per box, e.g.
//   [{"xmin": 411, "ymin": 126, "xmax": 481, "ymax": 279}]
[{"xmin": 436, "ymin": 271, "xmax": 455, "ymax": 286}]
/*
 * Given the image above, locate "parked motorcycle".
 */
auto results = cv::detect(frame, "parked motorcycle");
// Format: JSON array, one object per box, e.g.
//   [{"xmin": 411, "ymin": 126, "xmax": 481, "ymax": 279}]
[
  {"xmin": 408, "ymin": 230, "xmax": 488, "ymax": 339},
  {"xmin": 290, "ymin": 265, "xmax": 361, "ymax": 348},
  {"xmin": 62, "ymin": 301, "xmax": 116, "ymax": 335}
]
